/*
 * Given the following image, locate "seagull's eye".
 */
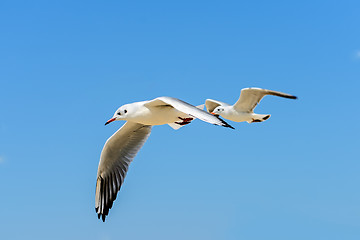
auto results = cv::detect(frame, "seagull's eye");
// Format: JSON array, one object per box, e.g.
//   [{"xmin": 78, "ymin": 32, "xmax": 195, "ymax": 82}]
[
  {"xmin": 117, "ymin": 112, "xmax": 121, "ymax": 115},
  {"xmin": 124, "ymin": 110, "xmax": 127, "ymax": 114}
]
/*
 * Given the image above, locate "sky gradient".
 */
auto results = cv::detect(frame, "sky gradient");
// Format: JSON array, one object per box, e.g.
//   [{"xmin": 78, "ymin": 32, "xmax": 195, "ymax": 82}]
[{"xmin": 1, "ymin": 1, "xmax": 360, "ymax": 239}]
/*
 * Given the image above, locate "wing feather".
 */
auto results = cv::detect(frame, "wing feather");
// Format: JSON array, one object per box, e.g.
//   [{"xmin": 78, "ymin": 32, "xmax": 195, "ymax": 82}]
[
  {"xmin": 234, "ymin": 88, "xmax": 297, "ymax": 112},
  {"xmin": 95, "ymin": 122, "xmax": 152, "ymax": 222},
  {"xmin": 145, "ymin": 97, "xmax": 234, "ymax": 129}
]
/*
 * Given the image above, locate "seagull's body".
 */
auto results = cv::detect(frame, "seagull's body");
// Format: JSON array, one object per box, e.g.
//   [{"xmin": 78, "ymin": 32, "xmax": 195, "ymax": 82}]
[
  {"xmin": 95, "ymin": 97, "xmax": 233, "ymax": 222},
  {"xmin": 115, "ymin": 100, "xmax": 195, "ymax": 126},
  {"xmin": 215, "ymin": 107, "xmax": 271, "ymax": 123},
  {"xmin": 206, "ymin": 88, "xmax": 297, "ymax": 123}
]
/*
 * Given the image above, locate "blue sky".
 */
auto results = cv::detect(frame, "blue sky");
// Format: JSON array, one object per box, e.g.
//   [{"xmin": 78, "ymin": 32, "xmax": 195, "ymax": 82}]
[{"xmin": 1, "ymin": 0, "xmax": 359, "ymax": 239}]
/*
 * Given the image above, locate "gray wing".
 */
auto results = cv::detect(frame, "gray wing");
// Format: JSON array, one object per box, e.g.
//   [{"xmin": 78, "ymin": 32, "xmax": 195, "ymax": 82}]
[
  {"xmin": 145, "ymin": 97, "xmax": 234, "ymax": 129},
  {"xmin": 205, "ymin": 99, "xmax": 231, "ymax": 113},
  {"xmin": 95, "ymin": 122, "xmax": 152, "ymax": 222},
  {"xmin": 233, "ymin": 87, "xmax": 297, "ymax": 112}
]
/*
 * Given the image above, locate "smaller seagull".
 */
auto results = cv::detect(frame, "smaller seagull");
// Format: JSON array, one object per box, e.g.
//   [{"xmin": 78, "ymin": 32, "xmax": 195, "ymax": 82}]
[
  {"xmin": 205, "ymin": 87, "xmax": 297, "ymax": 123},
  {"xmin": 95, "ymin": 97, "xmax": 234, "ymax": 222}
]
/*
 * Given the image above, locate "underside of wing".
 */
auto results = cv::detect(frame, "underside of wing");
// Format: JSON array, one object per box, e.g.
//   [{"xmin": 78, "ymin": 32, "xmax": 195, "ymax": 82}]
[
  {"xmin": 95, "ymin": 122, "xmax": 152, "ymax": 222},
  {"xmin": 234, "ymin": 87, "xmax": 297, "ymax": 112},
  {"xmin": 146, "ymin": 97, "xmax": 234, "ymax": 129},
  {"xmin": 167, "ymin": 104, "xmax": 204, "ymax": 130},
  {"xmin": 205, "ymin": 99, "xmax": 230, "ymax": 113}
]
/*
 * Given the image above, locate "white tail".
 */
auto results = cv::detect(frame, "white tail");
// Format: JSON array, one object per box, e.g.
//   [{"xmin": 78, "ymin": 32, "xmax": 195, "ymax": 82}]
[{"xmin": 247, "ymin": 114, "xmax": 271, "ymax": 123}]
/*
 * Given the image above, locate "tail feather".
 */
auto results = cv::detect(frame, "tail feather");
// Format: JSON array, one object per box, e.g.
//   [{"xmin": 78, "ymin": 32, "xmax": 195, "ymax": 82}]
[{"xmin": 247, "ymin": 114, "xmax": 271, "ymax": 123}]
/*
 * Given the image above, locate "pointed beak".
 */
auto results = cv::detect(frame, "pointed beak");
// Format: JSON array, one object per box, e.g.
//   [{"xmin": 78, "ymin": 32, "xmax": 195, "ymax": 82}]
[
  {"xmin": 211, "ymin": 112, "xmax": 217, "ymax": 115},
  {"xmin": 105, "ymin": 117, "xmax": 116, "ymax": 126}
]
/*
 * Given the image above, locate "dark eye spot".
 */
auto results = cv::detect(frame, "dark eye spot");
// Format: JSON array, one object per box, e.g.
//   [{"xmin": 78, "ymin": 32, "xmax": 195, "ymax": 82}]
[
  {"xmin": 124, "ymin": 110, "xmax": 127, "ymax": 113},
  {"xmin": 117, "ymin": 112, "xmax": 121, "ymax": 115}
]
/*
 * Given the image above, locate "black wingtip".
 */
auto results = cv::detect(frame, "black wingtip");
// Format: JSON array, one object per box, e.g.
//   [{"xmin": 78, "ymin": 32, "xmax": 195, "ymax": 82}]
[
  {"xmin": 225, "ymin": 123, "xmax": 235, "ymax": 129},
  {"xmin": 216, "ymin": 117, "xmax": 235, "ymax": 129},
  {"xmin": 284, "ymin": 94, "xmax": 297, "ymax": 100}
]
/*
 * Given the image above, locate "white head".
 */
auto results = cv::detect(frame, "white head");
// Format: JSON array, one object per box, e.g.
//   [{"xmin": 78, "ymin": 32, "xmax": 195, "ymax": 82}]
[
  {"xmin": 105, "ymin": 104, "xmax": 131, "ymax": 125},
  {"xmin": 211, "ymin": 106, "xmax": 226, "ymax": 116}
]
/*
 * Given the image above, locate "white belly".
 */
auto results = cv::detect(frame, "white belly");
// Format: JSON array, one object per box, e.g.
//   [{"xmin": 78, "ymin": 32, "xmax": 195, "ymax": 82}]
[
  {"xmin": 130, "ymin": 106, "xmax": 185, "ymax": 125},
  {"xmin": 221, "ymin": 111, "xmax": 270, "ymax": 123},
  {"xmin": 222, "ymin": 112, "xmax": 253, "ymax": 122}
]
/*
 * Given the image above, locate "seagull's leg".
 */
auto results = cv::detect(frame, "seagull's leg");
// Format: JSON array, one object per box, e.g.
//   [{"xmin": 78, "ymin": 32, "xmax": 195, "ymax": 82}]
[
  {"xmin": 175, "ymin": 117, "xmax": 194, "ymax": 125},
  {"xmin": 251, "ymin": 119, "xmax": 262, "ymax": 123},
  {"xmin": 178, "ymin": 117, "xmax": 194, "ymax": 122}
]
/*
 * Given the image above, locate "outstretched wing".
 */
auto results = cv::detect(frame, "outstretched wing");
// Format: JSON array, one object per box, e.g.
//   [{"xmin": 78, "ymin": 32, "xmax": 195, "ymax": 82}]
[
  {"xmin": 145, "ymin": 97, "xmax": 234, "ymax": 129},
  {"xmin": 205, "ymin": 99, "xmax": 231, "ymax": 113},
  {"xmin": 234, "ymin": 87, "xmax": 297, "ymax": 112},
  {"xmin": 95, "ymin": 122, "xmax": 152, "ymax": 222}
]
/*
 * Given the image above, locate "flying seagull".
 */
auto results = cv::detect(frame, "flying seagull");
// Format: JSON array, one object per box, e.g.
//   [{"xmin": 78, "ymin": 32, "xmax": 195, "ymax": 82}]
[
  {"xmin": 205, "ymin": 87, "xmax": 297, "ymax": 123},
  {"xmin": 95, "ymin": 97, "xmax": 234, "ymax": 221}
]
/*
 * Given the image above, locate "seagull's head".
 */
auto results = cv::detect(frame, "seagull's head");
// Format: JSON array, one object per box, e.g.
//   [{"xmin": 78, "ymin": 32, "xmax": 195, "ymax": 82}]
[
  {"xmin": 211, "ymin": 106, "xmax": 225, "ymax": 116},
  {"xmin": 105, "ymin": 105, "xmax": 129, "ymax": 125}
]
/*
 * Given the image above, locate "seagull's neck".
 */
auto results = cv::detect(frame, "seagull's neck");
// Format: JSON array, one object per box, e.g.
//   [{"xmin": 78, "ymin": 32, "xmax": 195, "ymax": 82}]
[
  {"xmin": 126, "ymin": 102, "xmax": 148, "ymax": 120},
  {"xmin": 221, "ymin": 106, "xmax": 234, "ymax": 116},
  {"xmin": 220, "ymin": 106, "xmax": 240, "ymax": 119}
]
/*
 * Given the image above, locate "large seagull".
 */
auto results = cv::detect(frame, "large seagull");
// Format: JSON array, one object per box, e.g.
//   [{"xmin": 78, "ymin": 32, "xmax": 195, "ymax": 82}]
[{"xmin": 95, "ymin": 97, "xmax": 234, "ymax": 221}]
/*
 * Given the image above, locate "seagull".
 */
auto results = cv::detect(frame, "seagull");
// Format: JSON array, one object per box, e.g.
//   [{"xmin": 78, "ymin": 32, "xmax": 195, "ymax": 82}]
[
  {"xmin": 95, "ymin": 97, "xmax": 234, "ymax": 222},
  {"xmin": 205, "ymin": 87, "xmax": 297, "ymax": 123}
]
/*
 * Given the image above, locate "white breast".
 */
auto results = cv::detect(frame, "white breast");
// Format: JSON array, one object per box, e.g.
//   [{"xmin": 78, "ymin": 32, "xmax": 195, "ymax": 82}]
[{"xmin": 129, "ymin": 105, "xmax": 181, "ymax": 125}]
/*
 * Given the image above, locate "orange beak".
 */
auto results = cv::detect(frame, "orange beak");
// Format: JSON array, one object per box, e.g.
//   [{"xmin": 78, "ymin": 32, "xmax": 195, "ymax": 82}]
[
  {"xmin": 211, "ymin": 112, "xmax": 216, "ymax": 115},
  {"xmin": 105, "ymin": 117, "xmax": 116, "ymax": 125}
]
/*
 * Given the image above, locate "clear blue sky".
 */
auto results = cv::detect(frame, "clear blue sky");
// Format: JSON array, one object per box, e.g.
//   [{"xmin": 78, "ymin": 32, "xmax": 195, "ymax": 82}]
[{"xmin": 1, "ymin": 1, "xmax": 359, "ymax": 239}]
